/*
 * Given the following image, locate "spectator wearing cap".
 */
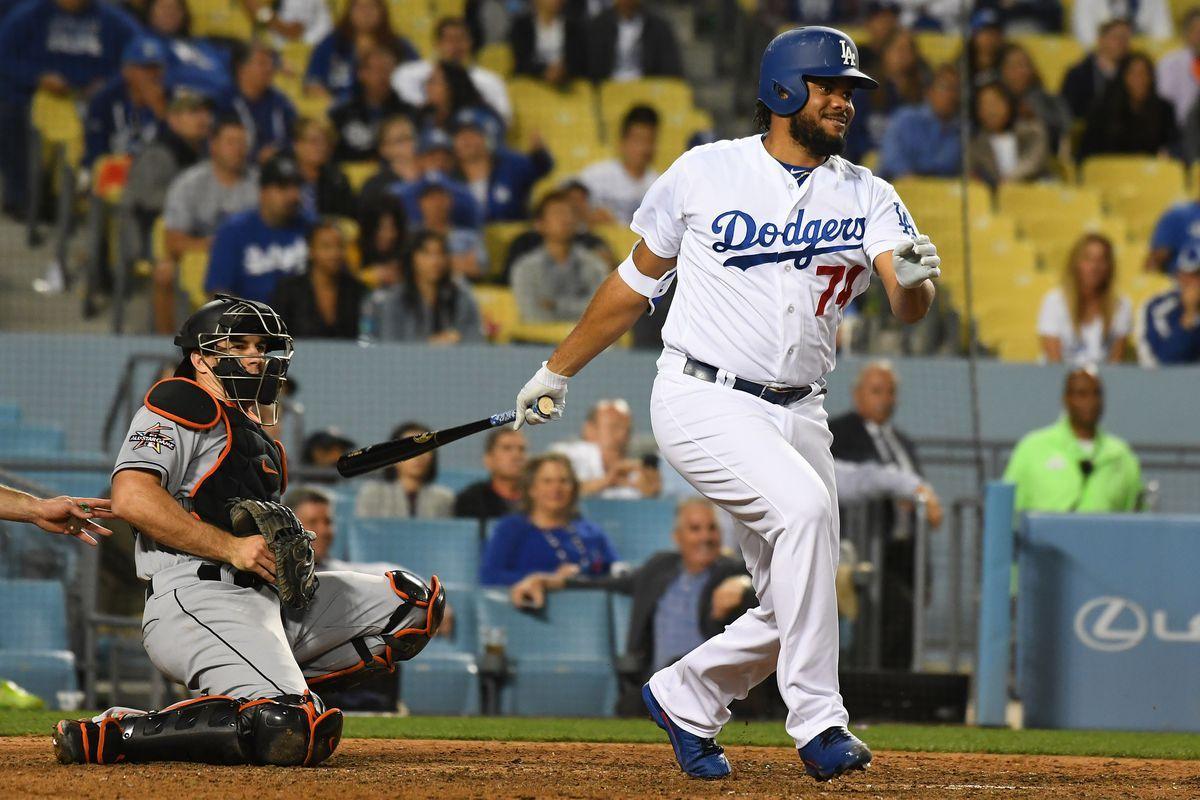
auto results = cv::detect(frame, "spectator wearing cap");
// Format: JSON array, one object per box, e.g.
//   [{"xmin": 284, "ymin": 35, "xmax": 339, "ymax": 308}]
[
  {"xmin": 220, "ymin": 40, "xmax": 297, "ymax": 162},
  {"xmin": 502, "ymin": 179, "xmax": 612, "ymax": 281},
  {"xmin": 291, "ymin": 116, "xmax": 356, "ymax": 218},
  {"xmin": 452, "ymin": 108, "xmax": 553, "ymax": 222},
  {"xmin": 1072, "ymin": 0, "xmax": 1172, "ymax": 48},
  {"xmin": 356, "ymin": 419, "xmax": 457, "ymax": 518},
  {"xmin": 1061, "ymin": 18, "xmax": 1132, "ymax": 120},
  {"xmin": 0, "ymin": 0, "xmax": 139, "ymax": 214},
  {"xmin": 359, "ymin": 228, "xmax": 483, "ymax": 343},
  {"xmin": 329, "ymin": 46, "xmax": 418, "ymax": 163},
  {"xmin": 413, "ymin": 180, "xmax": 486, "ymax": 280},
  {"xmin": 273, "ymin": 217, "xmax": 367, "ymax": 338},
  {"xmin": 967, "ymin": 82, "xmax": 1051, "ymax": 185},
  {"xmin": 966, "ymin": 8, "xmax": 1006, "ymax": 88},
  {"xmin": 1078, "ymin": 52, "xmax": 1178, "ymax": 160},
  {"xmin": 392, "ymin": 16, "xmax": 511, "ymax": 124},
  {"xmin": 304, "ymin": 0, "xmax": 417, "ymax": 102},
  {"xmin": 509, "ymin": 0, "xmax": 589, "ymax": 86},
  {"xmin": 1037, "ymin": 232, "xmax": 1132, "ymax": 365},
  {"xmin": 119, "ymin": 87, "xmax": 212, "ymax": 286},
  {"xmin": 156, "ymin": 115, "xmax": 258, "ymax": 331},
  {"xmin": 301, "ymin": 430, "xmax": 356, "ymax": 473},
  {"xmin": 143, "ymin": 0, "xmax": 232, "ymax": 100},
  {"xmin": 878, "ymin": 64, "xmax": 963, "ymax": 180},
  {"xmin": 552, "ymin": 398, "xmax": 660, "ymax": 500},
  {"xmin": 1137, "ymin": 245, "xmax": 1200, "ymax": 365},
  {"xmin": 1003, "ymin": 368, "xmax": 1142, "ymax": 512},
  {"xmin": 511, "ymin": 189, "xmax": 609, "ymax": 323},
  {"xmin": 588, "ymin": 0, "xmax": 682, "ymax": 82},
  {"xmin": 369, "ymin": 126, "xmax": 482, "ymax": 233},
  {"xmin": 1147, "ymin": 182, "xmax": 1200, "ymax": 274},
  {"xmin": 205, "ymin": 153, "xmax": 311, "ymax": 303},
  {"xmin": 454, "ymin": 428, "xmax": 527, "ymax": 522},
  {"xmin": 83, "ymin": 36, "xmax": 169, "ymax": 169},
  {"xmin": 577, "ymin": 104, "xmax": 660, "ymax": 225},
  {"xmin": 1156, "ymin": 9, "xmax": 1200, "ymax": 130}
]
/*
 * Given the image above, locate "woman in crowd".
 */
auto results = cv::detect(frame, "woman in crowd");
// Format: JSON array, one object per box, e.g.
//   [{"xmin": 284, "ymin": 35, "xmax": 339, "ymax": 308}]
[
  {"xmin": 1079, "ymin": 53, "xmax": 1178, "ymax": 159},
  {"xmin": 480, "ymin": 453, "xmax": 619, "ymax": 588},
  {"xmin": 967, "ymin": 82, "xmax": 1051, "ymax": 184},
  {"xmin": 358, "ymin": 229, "xmax": 483, "ymax": 344},
  {"xmin": 419, "ymin": 61, "xmax": 502, "ymax": 137},
  {"xmin": 291, "ymin": 116, "xmax": 357, "ymax": 218},
  {"xmin": 143, "ymin": 0, "xmax": 231, "ymax": 98},
  {"xmin": 304, "ymin": 0, "xmax": 417, "ymax": 100},
  {"xmin": 357, "ymin": 191, "xmax": 408, "ymax": 287},
  {"xmin": 996, "ymin": 43, "xmax": 1071, "ymax": 154},
  {"xmin": 355, "ymin": 420, "xmax": 455, "ymax": 518},
  {"xmin": 1037, "ymin": 232, "xmax": 1133, "ymax": 365},
  {"xmin": 273, "ymin": 219, "xmax": 366, "ymax": 339},
  {"xmin": 359, "ymin": 115, "xmax": 421, "ymax": 210}
]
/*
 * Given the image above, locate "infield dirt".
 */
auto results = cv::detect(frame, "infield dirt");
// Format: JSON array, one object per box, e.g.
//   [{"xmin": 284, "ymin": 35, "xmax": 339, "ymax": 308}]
[{"xmin": 7, "ymin": 736, "xmax": 1199, "ymax": 798}]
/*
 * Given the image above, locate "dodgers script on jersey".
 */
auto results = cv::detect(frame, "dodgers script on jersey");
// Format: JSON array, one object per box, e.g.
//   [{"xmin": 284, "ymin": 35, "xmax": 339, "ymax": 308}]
[{"xmin": 632, "ymin": 134, "xmax": 919, "ymax": 387}]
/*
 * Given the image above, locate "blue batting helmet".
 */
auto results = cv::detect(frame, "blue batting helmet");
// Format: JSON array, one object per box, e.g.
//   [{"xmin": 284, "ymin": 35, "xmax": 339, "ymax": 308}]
[{"xmin": 758, "ymin": 26, "xmax": 879, "ymax": 117}]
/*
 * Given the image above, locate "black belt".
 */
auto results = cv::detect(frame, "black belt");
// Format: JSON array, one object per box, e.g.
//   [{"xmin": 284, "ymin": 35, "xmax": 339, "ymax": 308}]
[
  {"xmin": 682, "ymin": 357, "xmax": 824, "ymax": 406},
  {"xmin": 145, "ymin": 564, "xmax": 264, "ymax": 600}
]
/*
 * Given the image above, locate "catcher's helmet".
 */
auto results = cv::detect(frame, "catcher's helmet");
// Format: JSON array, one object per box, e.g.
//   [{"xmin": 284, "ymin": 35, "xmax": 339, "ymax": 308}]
[
  {"xmin": 174, "ymin": 294, "xmax": 293, "ymax": 414},
  {"xmin": 758, "ymin": 26, "xmax": 879, "ymax": 117}
]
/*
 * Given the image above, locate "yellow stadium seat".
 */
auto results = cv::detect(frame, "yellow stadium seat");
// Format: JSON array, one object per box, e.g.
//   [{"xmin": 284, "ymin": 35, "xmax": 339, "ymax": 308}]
[
  {"xmin": 477, "ymin": 42, "xmax": 514, "ymax": 78},
  {"xmin": 891, "ymin": 177, "xmax": 994, "ymax": 223},
  {"xmin": 1130, "ymin": 36, "xmax": 1182, "ymax": 60},
  {"xmin": 473, "ymin": 285, "xmax": 519, "ymax": 343},
  {"xmin": 280, "ymin": 41, "xmax": 313, "ymax": 79},
  {"xmin": 341, "ymin": 161, "xmax": 379, "ymax": 193},
  {"xmin": 973, "ymin": 271, "xmax": 1056, "ymax": 362},
  {"xmin": 599, "ymin": 78, "xmax": 694, "ymax": 139},
  {"xmin": 510, "ymin": 321, "xmax": 577, "ymax": 344},
  {"xmin": 507, "ymin": 78, "xmax": 600, "ymax": 153},
  {"xmin": 30, "ymin": 90, "xmax": 84, "ymax": 167},
  {"xmin": 390, "ymin": 0, "xmax": 434, "ymax": 58},
  {"xmin": 538, "ymin": 134, "xmax": 609, "ymax": 176},
  {"xmin": 1082, "ymin": 156, "xmax": 1188, "ymax": 242},
  {"xmin": 593, "ymin": 223, "xmax": 639, "ymax": 260},
  {"xmin": 997, "ymin": 183, "xmax": 1102, "ymax": 223},
  {"xmin": 179, "ymin": 250, "xmax": 211, "ymax": 311},
  {"xmin": 483, "ymin": 221, "xmax": 530, "ymax": 280},
  {"xmin": 914, "ymin": 32, "xmax": 961, "ymax": 67},
  {"xmin": 432, "ymin": 0, "xmax": 464, "ymax": 16},
  {"xmin": 187, "ymin": 0, "xmax": 252, "ymax": 40},
  {"xmin": 1122, "ymin": 271, "xmax": 1174, "ymax": 312},
  {"xmin": 1009, "ymin": 34, "xmax": 1084, "ymax": 94}
]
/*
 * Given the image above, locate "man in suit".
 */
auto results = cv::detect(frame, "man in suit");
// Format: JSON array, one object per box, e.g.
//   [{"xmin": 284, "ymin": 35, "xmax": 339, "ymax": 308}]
[
  {"xmin": 588, "ymin": 0, "xmax": 683, "ymax": 82},
  {"xmin": 510, "ymin": 496, "xmax": 756, "ymax": 715},
  {"xmin": 829, "ymin": 361, "xmax": 942, "ymax": 670}
]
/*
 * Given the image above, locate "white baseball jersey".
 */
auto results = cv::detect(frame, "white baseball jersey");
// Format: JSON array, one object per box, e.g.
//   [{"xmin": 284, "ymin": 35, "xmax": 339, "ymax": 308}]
[{"xmin": 630, "ymin": 134, "xmax": 920, "ymax": 387}]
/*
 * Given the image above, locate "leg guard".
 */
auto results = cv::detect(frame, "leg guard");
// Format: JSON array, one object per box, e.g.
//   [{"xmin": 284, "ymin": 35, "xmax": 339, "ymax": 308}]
[
  {"xmin": 308, "ymin": 571, "xmax": 445, "ymax": 694},
  {"xmin": 53, "ymin": 694, "xmax": 343, "ymax": 767}
]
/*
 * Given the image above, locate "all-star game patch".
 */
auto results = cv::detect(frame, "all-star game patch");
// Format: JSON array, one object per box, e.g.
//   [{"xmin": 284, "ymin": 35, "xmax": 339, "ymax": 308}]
[{"xmin": 129, "ymin": 422, "xmax": 176, "ymax": 454}]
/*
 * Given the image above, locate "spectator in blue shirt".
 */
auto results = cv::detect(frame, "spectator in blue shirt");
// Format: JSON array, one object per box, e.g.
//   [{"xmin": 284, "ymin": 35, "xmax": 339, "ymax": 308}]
[
  {"xmin": 480, "ymin": 453, "xmax": 619, "ymax": 588},
  {"xmin": 221, "ymin": 41, "xmax": 296, "ymax": 163},
  {"xmin": 394, "ymin": 128, "xmax": 482, "ymax": 230},
  {"xmin": 877, "ymin": 64, "xmax": 963, "ymax": 180},
  {"xmin": 1137, "ymin": 246, "xmax": 1200, "ymax": 365},
  {"xmin": 1147, "ymin": 188, "xmax": 1200, "ymax": 274},
  {"xmin": 83, "ymin": 36, "xmax": 170, "ymax": 168},
  {"xmin": 205, "ymin": 153, "xmax": 311, "ymax": 302},
  {"xmin": 0, "ymin": 0, "xmax": 139, "ymax": 212},
  {"xmin": 142, "ymin": 0, "xmax": 232, "ymax": 100},
  {"xmin": 304, "ymin": 0, "xmax": 417, "ymax": 102},
  {"xmin": 452, "ymin": 107, "xmax": 553, "ymax": 222}
]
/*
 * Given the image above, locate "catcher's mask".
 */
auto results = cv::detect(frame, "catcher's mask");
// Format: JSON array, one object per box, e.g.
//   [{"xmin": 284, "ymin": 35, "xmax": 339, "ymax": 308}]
[{"xmin": 174, "ymin": 294, "xmax": 293, "ymax": 425}]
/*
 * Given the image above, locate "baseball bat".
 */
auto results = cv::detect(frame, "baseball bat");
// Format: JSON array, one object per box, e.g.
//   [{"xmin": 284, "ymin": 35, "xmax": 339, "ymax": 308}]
[{"xmin": 336, "ymin": 396, "xmax": 556, "ymax": 478}]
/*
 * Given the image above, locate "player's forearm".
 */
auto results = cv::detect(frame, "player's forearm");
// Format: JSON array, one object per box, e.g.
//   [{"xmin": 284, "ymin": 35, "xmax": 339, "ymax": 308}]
[
  {"xmin": 546, "ymin": 272, "xmax": 647, "ymax": 377},
  {"xmin": 112, "ymin": 475, "xmax": 236, "ymax": 563},
  {"xmin": 888, "ymin": 281, "xmax": 935, "ymax": 324},
  {"xmin": 0, "ymin": 485, "xmax": 37, "ymax": 523}
]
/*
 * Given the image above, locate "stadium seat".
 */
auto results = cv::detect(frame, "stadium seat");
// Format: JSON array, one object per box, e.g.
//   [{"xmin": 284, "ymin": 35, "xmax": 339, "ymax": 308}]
[
  {"xmin": 389, "ymin": 0, "xmax": 434, "ymax": 56},
  {"xmin": 0, "ymin": 425, "xmax": 66, "ymax": 457},
  {"xmin": 508, "ymin": 79, "xmax": 600, "ymax": 159},
  {"xmin": 1009, "ymin": 34, "xmax": 1085, "ymax": 93},
  {"xmin": 0, "ymin": 403, "xmax": 19, "ymax": 423},
  {"xmin": 179, "ymin": 250, "xmax": 210, "ymax": 310},
  {"xmin": 0, "ymin": 579, "xmax": 70, "ymax": 650},
  {"xmin": 401, "ymin": 587, "xmax": 481, "ymax": 715},
  {"xmin": 913, "ymin": 32, "xmax": 961, "ymax": 67},
  {"xmin": 0, "ymin": 650, "xmax": 77, "ymax": 709},
  {"xmin": 186, "ymin": 0, "xmax": 252, "ymax": 40},
  {"xmin": 593, "ymin": 223, "xmax": 639, "ymax": 261},
  {"xmin": 477, "ymin": 42, "xmax": 514, "ymax": 78},
  {"xmin": 341, "ymin": 161, "xmax": 379, "ymax": 193},
  {"xmin": 509, "ymin": 321, "xmax": 576, "ymax": 345},
  {"xmin": 609, "ymin": 591, "xmax": 633, "ymax": 659},
  {"xmin": 997, "ymin": 183, "xmax": 1103, "ymax": 228},
  {"xmin": 580, "ymin": 498, "xmax": 676, "ymax": 567},
  {"xmin": 473, "ymin": 285, "xmax": 520, "ymax": 343},
  {"xmin": 1081, "ymin": 157, "xmax": 1188, "ymax": 238},
  {"xmin": 892, "ymin": 177, "xmax": 993, "ymax": 222},
  {"xmin": 598, "ymin": 78, "xmax": 696, "ymax": 172},
  {"xmin": 347, "ymin": 518, "xmax": 481, "ymax": 587},
  {"xmin": 436, "ymin": 467, "xmax": 488, "ymax": 494},
  {"xmin": 30, "ymin": 90, "xmax": 84, "ymax": 168},
  {"xmin": 476, "ymin": 589, "xmax": 617, "ymax": 716},
  {"xmin": 482, "ymin": 221, "xmax": 529, "ymax": 278},
  {"xmin": 280, "ymin": 41, "xmax": 313, "ymax": 79},
  {"xmin": 14, "ymin": 470, "xmax": 110, "ymax": 501}
]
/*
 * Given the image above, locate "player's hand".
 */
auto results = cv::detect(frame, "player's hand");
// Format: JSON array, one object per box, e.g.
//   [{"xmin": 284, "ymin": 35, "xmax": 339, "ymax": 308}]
[
  {"xmin": 893, "ymin": 234, "xmax": 941, "ymax": 289},
  {"xmin": 31, "ymin": 496, "xmax": 115, "ymax": 545},
  {"xmin": 225, "ymin": 534, "xmax": 277, "ymax": 584},
  {"xmin": 513, "ymin": 361, "xmax": 568, "ymax": 430}
]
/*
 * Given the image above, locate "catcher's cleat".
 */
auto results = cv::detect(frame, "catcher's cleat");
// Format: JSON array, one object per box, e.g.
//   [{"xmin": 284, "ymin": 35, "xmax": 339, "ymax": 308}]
[
  {"xmin": 52, "ymin": 718, "xmax": 122, "ymax": 765},
  {"xmin": 797, "ymin": 726, "xmax": 872, "ymax": 781},
  {"xmin": 642, "ymin": 683, "xmax": 731, "ymax": 779}
]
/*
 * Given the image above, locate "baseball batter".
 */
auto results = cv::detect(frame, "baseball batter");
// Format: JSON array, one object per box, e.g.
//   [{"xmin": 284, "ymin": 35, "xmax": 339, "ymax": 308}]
[
  {"xmin": 513, "ymin": 27, "xmax": 941, "ymax": 781},
  {"xmin": 52, "ymin": 295, "xmax": 445, "ymax": 767}
]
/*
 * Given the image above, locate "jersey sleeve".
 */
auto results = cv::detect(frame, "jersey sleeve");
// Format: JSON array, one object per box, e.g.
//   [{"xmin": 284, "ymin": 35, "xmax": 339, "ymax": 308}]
[
  {"xmin": 863, "ymin": 177, "xmax": 920, "ymax": 265},
  {"xmin": 629, "ymin": 154, "xmax": 691, "ymax": 259},
  {"xmin": 112, "ymin": 407, "xmax": 202, "ymax": 495}
]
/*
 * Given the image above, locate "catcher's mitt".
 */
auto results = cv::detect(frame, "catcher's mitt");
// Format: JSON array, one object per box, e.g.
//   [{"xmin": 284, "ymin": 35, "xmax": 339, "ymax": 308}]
[{"xmin": 228, "ymin": 498, "xmax": 318, "ymax": 610}]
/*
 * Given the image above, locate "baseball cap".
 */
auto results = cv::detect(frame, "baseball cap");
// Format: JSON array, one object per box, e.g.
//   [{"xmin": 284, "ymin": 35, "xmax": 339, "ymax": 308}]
[
  {"xmin": 970, "ymin": 8, "xmax": 1002, "ymax": 32},
  {"xmin": 167, "ymin": 86, "xmax": 214, "ymax": 113},
  {"xmin": 260, "ymin": 154, "xmax": 303, "ymax": 187},
  {"xmin": 453, "ymin": 108, "xmax": 502, "ymax": 150},
  {"xmin": 122, "ymin": 36, "xmax": 168, "ymax": 68},
  {"xmin": 417, "ymin": 127, "xmax": 453, "ymax": 155},
  {"xmin": 1175, "ymin": 243, "xmax": 1200, "ymax": 273}
]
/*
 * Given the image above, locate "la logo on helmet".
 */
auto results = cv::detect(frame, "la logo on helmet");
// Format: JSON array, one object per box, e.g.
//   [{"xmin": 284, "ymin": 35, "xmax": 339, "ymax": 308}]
[{"xmin": 840, "ymin": 39, "xmax": 855, "ymax": 66}]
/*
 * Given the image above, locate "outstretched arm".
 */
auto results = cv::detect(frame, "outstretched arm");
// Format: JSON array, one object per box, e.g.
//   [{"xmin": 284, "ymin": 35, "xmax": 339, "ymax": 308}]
[{"xmin": 873, "ymin": 236, "xmax": 938, "ymax": 324}]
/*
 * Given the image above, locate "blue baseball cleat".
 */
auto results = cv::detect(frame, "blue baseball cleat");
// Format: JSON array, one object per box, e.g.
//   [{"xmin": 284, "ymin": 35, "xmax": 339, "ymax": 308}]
[
  {"xmin": 798, "ymin": 726, "xmax": 872, "ymax": 781},
  {"xmin": 641, "ymin": 683, "xmax": 731, "ymax": 779}
]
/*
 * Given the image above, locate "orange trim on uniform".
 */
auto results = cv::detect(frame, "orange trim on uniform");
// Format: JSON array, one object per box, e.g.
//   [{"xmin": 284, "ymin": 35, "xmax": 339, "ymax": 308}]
[
  {"xmin": 386, "ymin": 572, "xmax": 430, "ymax": 607},
  {"xmin": 237, "ymin": 698, "xmax": 275, "ymax": 712},
  {"xmin": 274, "ymin": 438, "xmax": 289, "ymax": 493},
  {"xmin": 189, "ymin": 410, "xmax": 233, "ymax": 503},
  {"xmin": 96, "ymin": 717, "xmax": 121, "ymax": 765},
  {"xmin": 161, "ymin": 694, "xmax": 236, "ymax": 713},
  {"xmin": 79, "ymin": 720, "xmax": 92, "ymax": 764},
  {"xmin": 389, "ymin": 575, "xmax": 442, "ymax": 639},
  {"xmin": 305, "ymin": 709, "xmax": 342, "ymax": 767},
  {"xmin": 305, "ymin": 651, "xmax": 393, "ymax": 686},
  {"xmin": 143, "ymin": 377, "xmax": 222, "ymax": 430}
]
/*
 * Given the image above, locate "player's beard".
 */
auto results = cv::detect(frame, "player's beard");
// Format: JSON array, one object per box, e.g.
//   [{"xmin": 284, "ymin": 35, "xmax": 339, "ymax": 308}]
[{"xmin": 789, "ymin": 110, "xmax": 847, "ymax": 158}]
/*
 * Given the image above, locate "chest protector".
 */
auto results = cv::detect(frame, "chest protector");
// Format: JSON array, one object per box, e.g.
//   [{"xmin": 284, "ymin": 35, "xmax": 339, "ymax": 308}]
[{"xmin": 145, "ymin": 378, "xmax": 287, "ymax": 530}]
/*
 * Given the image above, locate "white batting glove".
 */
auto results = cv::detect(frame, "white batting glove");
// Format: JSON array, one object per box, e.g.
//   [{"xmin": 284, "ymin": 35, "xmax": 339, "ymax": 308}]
[
  {"xmin": 514, "ymin": 362, "xmax": 569, "ymax": 430},
  {"xmin": 893, "ymin": 234, "xmax": 942, "ymax": 288}
]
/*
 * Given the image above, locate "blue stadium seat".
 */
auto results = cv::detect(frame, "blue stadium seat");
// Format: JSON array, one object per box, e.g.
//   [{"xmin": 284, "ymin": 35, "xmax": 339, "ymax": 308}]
[
  {"xmin": 0, "ymin": 524, "xmax": 79, "ymax": 582},
  {"xmin": 347, "ymin": 518, "xmax": 481, "ymax": 587},
  {"xmin": 16, "ymin": 470, "xmax": 110, "ymax": 500},
  {"xmin": 0, "ymin": 650, "xmax": 77, "ymax": 708},
  {"xmin": 401, "ymin": 587, "xmax": 480, "ymax": 716},
  {"xmin": 477, "ymin": 589, "xmax": 617, "ymax": 716},
  {"xmin": 436, "ymin": 468, "xmax": 489, "ymax": 494},
  {"xmin": 580, "ymin": 498, "xmax": 677, "ymax": 566},
  {"xmin": 0, "ymin": 425, "xmax": 66, "ymax": 457},
  {"xmin": 0, "ymin": 403, "xmax": 19, "ymax": 423},
  {"xmin": 609, "ymin": 591, "xmax": 633, "ymax": 659},
  {"xmin": 0, "ymin": 579, "xmax": 70, "ymax": 650}
]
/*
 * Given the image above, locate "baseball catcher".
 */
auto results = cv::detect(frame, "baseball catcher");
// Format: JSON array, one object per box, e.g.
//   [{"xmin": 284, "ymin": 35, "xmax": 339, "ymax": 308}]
[{"xmin": 53, "ymin": 295, "xmax": 445, "ymax": 767}]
